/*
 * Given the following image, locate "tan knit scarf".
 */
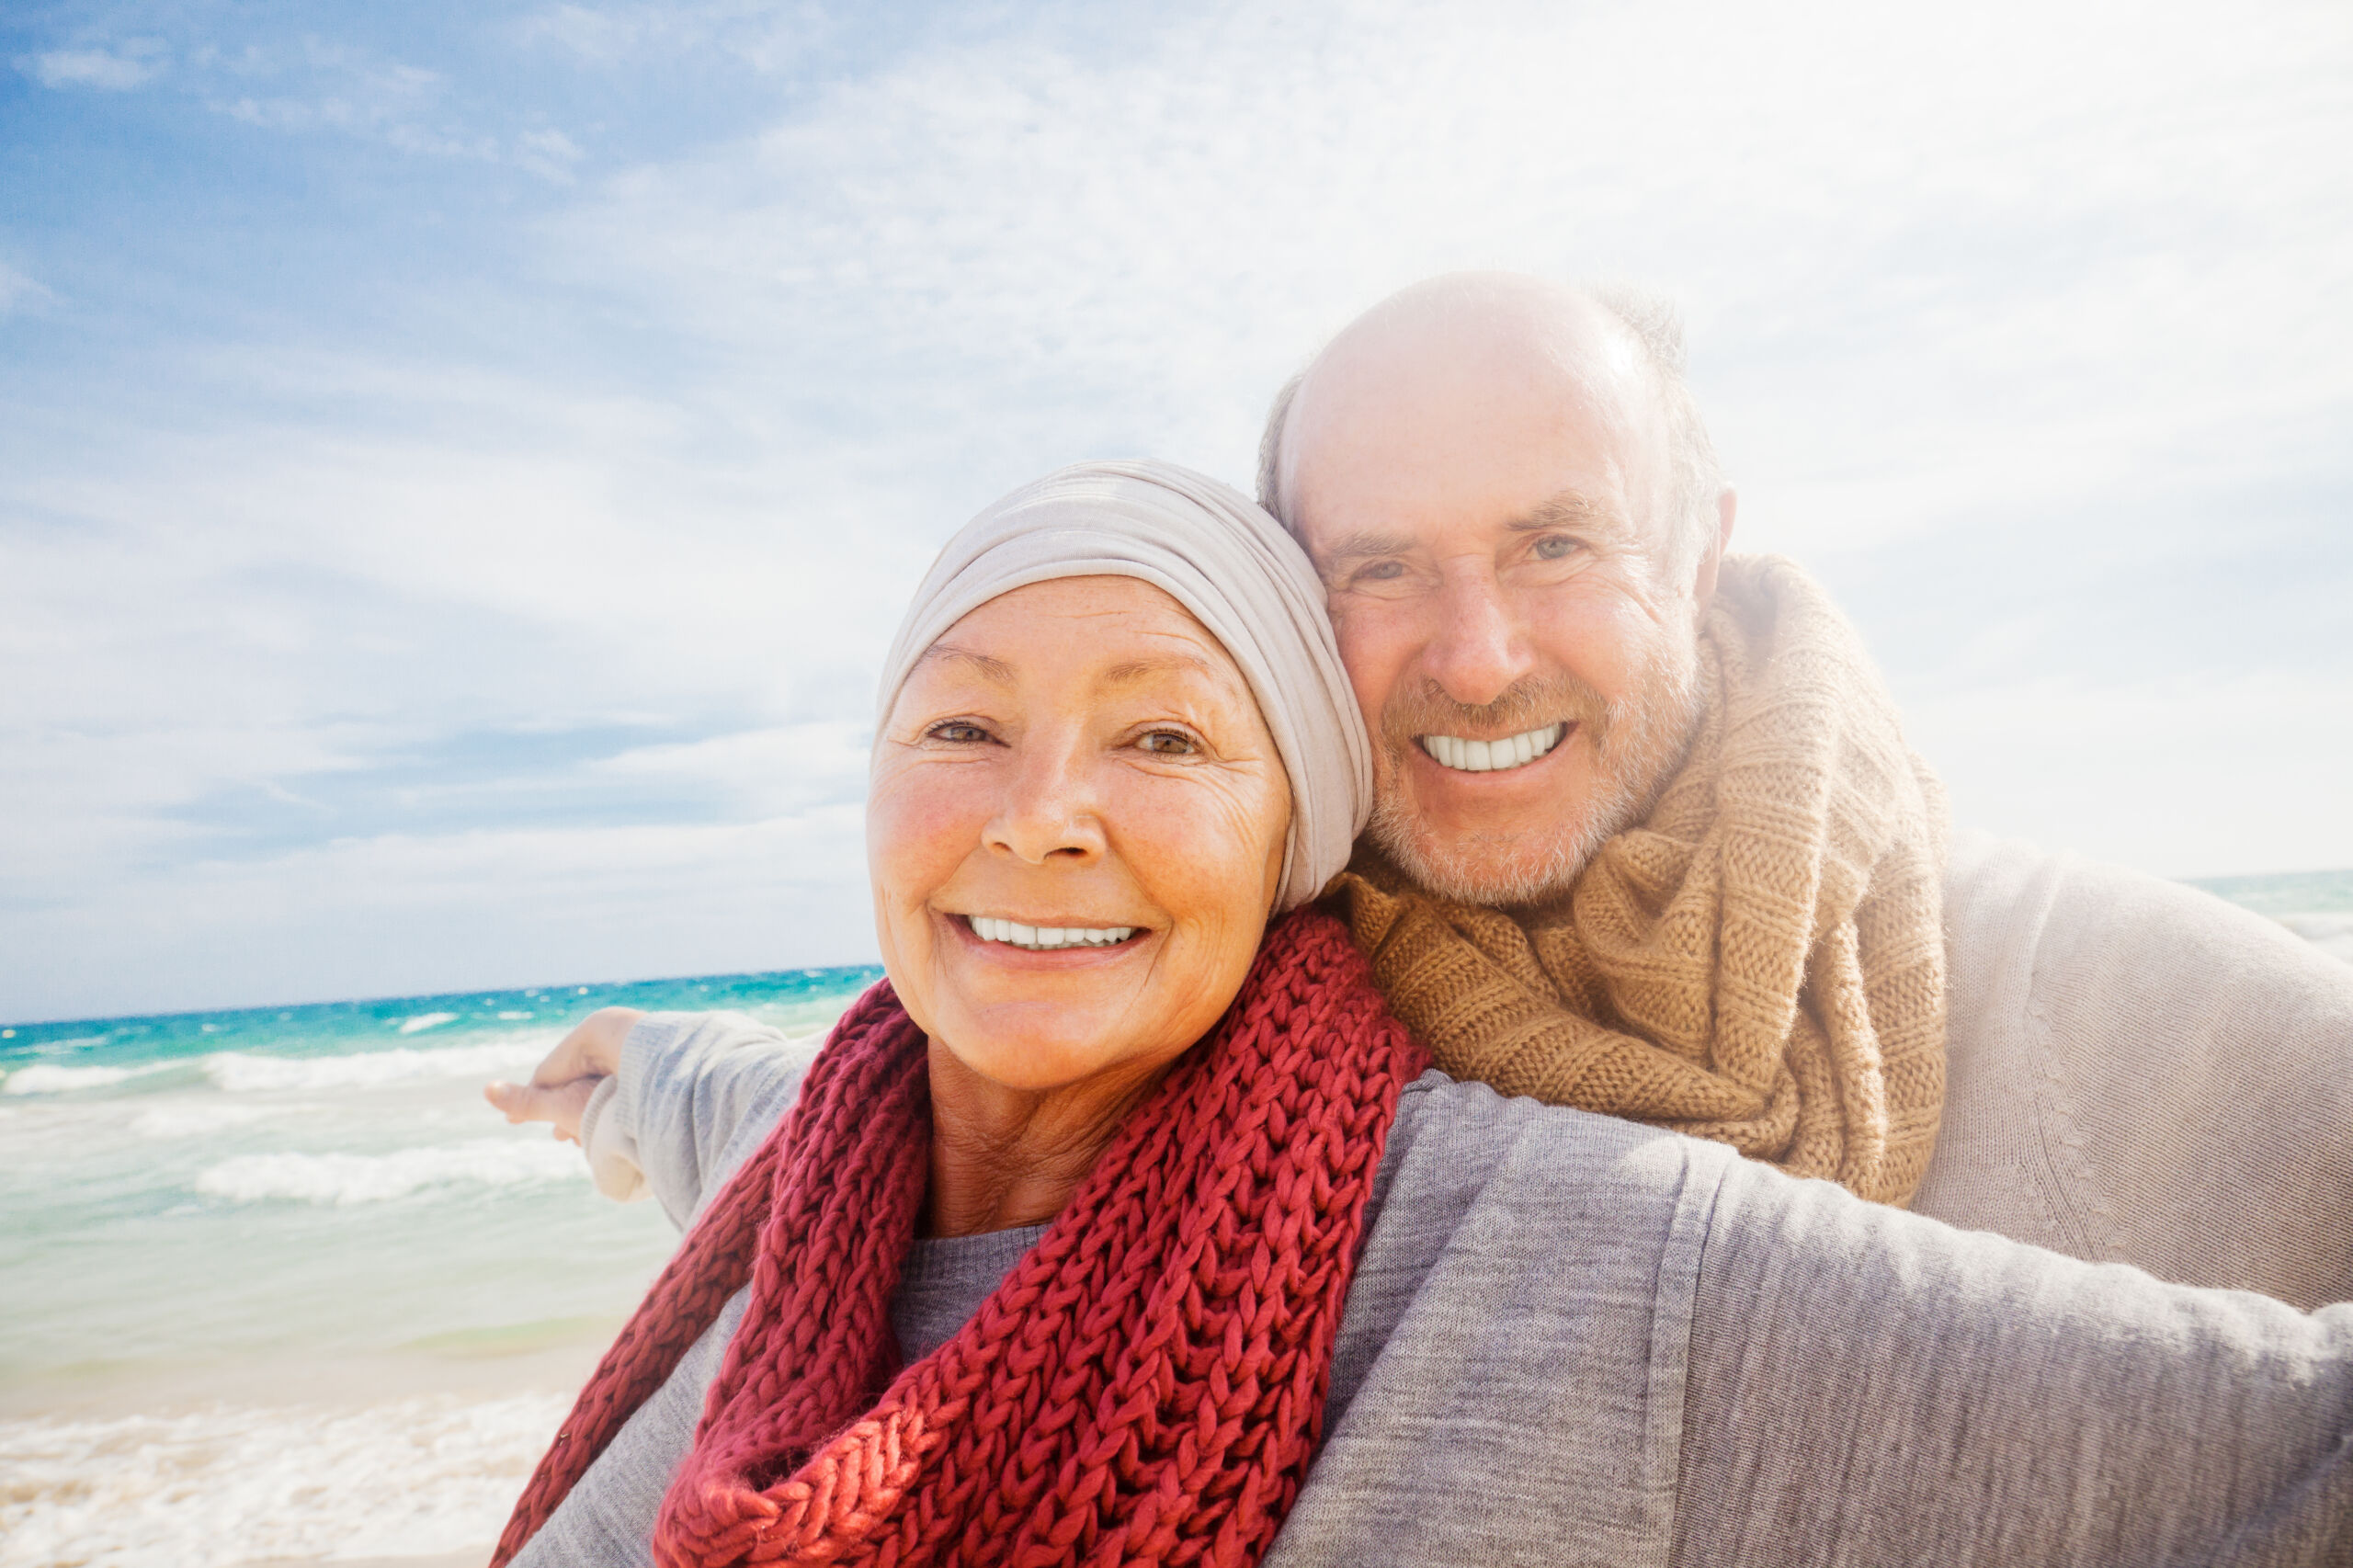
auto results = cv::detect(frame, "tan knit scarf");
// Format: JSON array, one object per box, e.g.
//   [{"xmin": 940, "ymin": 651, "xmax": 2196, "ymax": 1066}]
[{"xmin": 1330, "ymin": 554, "xmax": 1949, "ymax": 1205}]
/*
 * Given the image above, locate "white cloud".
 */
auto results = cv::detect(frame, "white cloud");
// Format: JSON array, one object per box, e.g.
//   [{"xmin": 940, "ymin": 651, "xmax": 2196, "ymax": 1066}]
[
  {"xmin": 30, "ymin": 43, "xmax": 165, "ymax": 91},
  {"xmin": 0, "ymin": 808, "xmax": 875, "ymax": 1020},
  {"xmin": 1908, "ymin": 670, "xmax": 2353, "ymax": 879},
  {"xmin": 0, "ymin": 262, "xmax": 54, "ymax": 316},
  {"xmin": 4, "ymin": 0, "xmax": 2348, "ymax": 1018}
]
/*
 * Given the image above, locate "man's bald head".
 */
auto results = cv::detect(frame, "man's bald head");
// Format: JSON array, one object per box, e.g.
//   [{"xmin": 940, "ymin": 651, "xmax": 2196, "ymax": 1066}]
[
  {"xmin": 1259, "ymin": 273, "xmax": 1724, "ymax": 583},
  {"xmin": 1255, "ymin": 273, "xmax": 1736, "ymax": 905}
]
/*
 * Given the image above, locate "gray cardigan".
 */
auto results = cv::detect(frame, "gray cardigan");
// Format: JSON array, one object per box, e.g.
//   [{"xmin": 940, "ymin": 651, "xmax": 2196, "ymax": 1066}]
[
  {"xmin": 1922, "ymin": 831, "xmax": 2353, "ymax": 1309},
  {"xmin": 528, "ymin": 1010, "xmax": 2353, "ymax": 1568}
]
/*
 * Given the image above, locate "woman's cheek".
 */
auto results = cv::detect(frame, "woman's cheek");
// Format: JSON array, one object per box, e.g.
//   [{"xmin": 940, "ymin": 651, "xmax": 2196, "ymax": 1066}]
[
  {"xmin": 1125, "ymin": 770, "xmax": 1281, "ymax": 952},
  {"xmin": 868, "ymin": 765, "xmax": 982, "ymax": 919}
]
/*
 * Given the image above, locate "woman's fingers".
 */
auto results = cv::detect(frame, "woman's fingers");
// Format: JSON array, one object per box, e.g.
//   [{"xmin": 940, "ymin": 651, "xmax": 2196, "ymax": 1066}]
[
  {"xmin": 485, "ymin": 1008, "xmax": 642, "ymax": 1144},
  {"xmin": 484, "ymin": 1076, "xmax": 601, "ymax": 1143},
  {"xmin": 529, "ymin": 1007, "xmax": 645, "ymax": 1087}
]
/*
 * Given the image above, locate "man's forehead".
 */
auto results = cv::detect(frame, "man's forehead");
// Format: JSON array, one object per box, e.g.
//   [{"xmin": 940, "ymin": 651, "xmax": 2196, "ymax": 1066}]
[{"xmin": 1281, "ymin": 291, "xmax": 1669, "ymax": 552}]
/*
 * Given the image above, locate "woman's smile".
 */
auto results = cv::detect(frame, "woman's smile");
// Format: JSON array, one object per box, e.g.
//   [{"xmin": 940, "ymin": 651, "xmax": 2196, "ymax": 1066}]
[{"xmin": 945, "ymin": 910, "xmax": 1151, "ymax": 959}]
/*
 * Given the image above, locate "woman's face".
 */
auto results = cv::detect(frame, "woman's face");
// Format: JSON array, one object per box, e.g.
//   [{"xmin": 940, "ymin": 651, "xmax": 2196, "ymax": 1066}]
[{"xmin": 869, "ymin": 574, "xmax": 1291, "ymax": 1096}]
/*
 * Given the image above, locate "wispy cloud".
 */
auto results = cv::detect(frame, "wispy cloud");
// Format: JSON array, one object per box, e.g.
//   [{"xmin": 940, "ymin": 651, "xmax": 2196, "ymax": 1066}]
[
  {"xmin": 0, "ymin": 262, "xmax": 54, "ymax": 316},
  {"xmin": 27, "ymin": 40, "xmax": 167, "ymax": 90},
  {"xmin": 3, "ymin": 0, "xmax": 2348, "ymax": 1018}
]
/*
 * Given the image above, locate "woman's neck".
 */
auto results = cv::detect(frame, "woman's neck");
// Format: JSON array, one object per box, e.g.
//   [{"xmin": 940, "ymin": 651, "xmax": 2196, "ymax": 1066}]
[{"xmin": 921, "ymin": 1038, "xmax": 1171, "ymax": 1237}]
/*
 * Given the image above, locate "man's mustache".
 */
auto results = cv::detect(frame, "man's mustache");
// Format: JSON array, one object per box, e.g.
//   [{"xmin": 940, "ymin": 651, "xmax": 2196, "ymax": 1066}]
[{"xmin": 1378, "ymin": 675, "xmax": 1616, "ymax": 755}]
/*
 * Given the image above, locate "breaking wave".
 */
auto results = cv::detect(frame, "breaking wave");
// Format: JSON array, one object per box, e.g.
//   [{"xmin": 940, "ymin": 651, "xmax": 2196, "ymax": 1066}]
[
  {"xmin": 0, "ymin": 1393, "xmax": 562, "ymax": 1568},
  {"xmin": 1, "ymin": 1062, "xmax": 169, "ymax": 1096},
  {"xmin": 195, "ymin": 1137, "xmax": 586, "ymax": 1206},
  {"xmin": 201, "ymin": 1040, "xmax": 545, "ymax": 1094}
]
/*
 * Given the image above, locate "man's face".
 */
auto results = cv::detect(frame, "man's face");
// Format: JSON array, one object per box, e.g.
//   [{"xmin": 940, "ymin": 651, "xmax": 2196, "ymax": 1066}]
[{"xmin": 1283, "ymin": 314, "xmax": 1711, "ymax": 904}]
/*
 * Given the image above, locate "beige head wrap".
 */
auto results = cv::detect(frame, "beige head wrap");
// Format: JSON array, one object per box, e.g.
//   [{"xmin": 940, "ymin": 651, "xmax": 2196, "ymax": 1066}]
[{"xmin": 876, "ymin": 459, "xmax": 1370, "ymax": 912}]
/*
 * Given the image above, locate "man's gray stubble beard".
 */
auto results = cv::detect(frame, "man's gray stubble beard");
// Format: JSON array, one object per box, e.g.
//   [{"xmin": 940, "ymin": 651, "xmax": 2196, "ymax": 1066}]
[{"xmin": 1366, "ymin": 631, "xmax": 1703, "ymax": 908}]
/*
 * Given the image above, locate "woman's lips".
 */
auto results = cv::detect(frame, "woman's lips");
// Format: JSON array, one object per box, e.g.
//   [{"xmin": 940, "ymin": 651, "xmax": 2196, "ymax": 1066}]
[
  {"xmin": 965, "ymin": 915, "xmax": 1139, "ymax": 950},
  {"xmin": 946, "ymin": 913, "xmax": 1152, "ymax": 961}
]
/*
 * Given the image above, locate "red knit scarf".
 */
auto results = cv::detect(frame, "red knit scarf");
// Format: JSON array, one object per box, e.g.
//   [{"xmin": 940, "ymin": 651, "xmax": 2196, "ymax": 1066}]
[{"xmin": 494, "ymin": 908, "xmax": 1427, "ymax": 1568}]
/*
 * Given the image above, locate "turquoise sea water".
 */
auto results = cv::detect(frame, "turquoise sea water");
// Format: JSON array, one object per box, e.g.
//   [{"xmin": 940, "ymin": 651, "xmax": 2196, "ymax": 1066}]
[
  {"xmin": 1, "ymin": 873, "xmax": 2345, "ymax": 1564},
  {"xmin": 2185, "ymin": 866, "xmax": 2353, "ymax": 915},
  {"xmin": 0, "ymin": 965, "xmax": 874, "ymax": 1567}
]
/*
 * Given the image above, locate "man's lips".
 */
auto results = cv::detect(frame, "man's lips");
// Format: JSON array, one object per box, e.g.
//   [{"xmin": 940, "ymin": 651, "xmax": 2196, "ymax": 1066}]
[{"xmin": 1415, "ymin": 722, "xmax": 1571, "ymax": 775}]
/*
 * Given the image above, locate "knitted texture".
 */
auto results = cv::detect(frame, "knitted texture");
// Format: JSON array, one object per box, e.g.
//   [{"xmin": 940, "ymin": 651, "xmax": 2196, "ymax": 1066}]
[
  {"xmin": 493, "ymin": 908, "xmax": 1427, "ymax": 1568},
  {"xmin": 1333, "ymin": 555, "xmax": 1948, "ymax": 1205}
]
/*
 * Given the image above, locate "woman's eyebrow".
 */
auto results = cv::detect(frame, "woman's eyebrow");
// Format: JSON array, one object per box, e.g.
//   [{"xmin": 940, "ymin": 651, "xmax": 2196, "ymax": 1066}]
[
  {"xmin": 1099, "ymin": 652, "xmax": 1220, "ymax": 688},
  {"xmin": 915, "ymin": 644, "xmax": 1015, "ymax": 683}
]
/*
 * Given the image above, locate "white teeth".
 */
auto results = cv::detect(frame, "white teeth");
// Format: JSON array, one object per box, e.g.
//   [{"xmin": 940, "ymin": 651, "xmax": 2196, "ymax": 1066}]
[
  {"xmin": 1418, "ymin": 722, "xmax": 1566, "ymax": 774},
  {"xmin": 968, "ymin": 916, "xmax": 1138, "ymax": 950}
]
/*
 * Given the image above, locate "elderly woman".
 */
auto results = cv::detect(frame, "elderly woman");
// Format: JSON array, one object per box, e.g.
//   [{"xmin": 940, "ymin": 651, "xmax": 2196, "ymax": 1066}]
[{"xmin": 487, "ymin": 460, "xmax": 2351, "ymax": 1568}]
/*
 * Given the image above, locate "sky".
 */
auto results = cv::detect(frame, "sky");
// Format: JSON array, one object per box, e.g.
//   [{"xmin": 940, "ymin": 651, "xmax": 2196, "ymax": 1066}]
[{"xmin": 3, "ymin": 0, "xmax": 2348, "ymax": 1023}]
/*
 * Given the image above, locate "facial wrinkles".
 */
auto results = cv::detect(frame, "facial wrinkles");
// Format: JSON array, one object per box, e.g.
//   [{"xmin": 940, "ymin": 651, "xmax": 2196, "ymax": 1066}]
[{"xmin": 1369, "ymin": 609, "xmax": 1702, "ymax": 905}]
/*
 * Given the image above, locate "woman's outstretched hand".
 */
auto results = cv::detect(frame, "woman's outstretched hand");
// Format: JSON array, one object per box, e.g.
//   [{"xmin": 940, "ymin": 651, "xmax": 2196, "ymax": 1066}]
[{"xmin": 485, "ymin": 1006, "xmax": 644, "ymax": 1144}]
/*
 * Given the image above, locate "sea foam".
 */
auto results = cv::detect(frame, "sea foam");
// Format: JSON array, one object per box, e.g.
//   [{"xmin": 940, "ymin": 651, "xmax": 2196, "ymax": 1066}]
[
  {"xmin": 202, "ymin": 1039, "xmax": 544, "ymax": 1094},
  {"xmin": 1, "ymin": 1062, "xmax": 166, "ymax": 1096},
  {"xmin": 195, "ymin": 1137, "xmax": 586, "ymax": 1206},
  {"xmin": 0, "ymin": 1393, "xmax": 563, "ymax": 1568},
  {"xmin": 128, "ymin": 1102, "xmax": 284, "ymax": 1139},
  {"xmin": 2279, "ymin": 913, "xmax": 2353, "ymax": 964}
]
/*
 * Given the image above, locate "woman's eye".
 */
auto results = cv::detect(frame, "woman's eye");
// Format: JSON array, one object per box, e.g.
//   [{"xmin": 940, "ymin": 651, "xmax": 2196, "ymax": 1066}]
[
  {"xmin": 1136, "ymin": 730, "xmax": 1198, "ymax": 756},
  {"xmin": 929, "ymin": 722, "xmax": 991, "ymax": 744},
  {"xmin": 1531, "ymin": 534, "xmax": 1580, "ymax": 562}
]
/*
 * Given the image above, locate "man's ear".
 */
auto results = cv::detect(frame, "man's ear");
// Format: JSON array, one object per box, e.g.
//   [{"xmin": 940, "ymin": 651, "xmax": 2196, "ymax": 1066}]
[{"xmin": 1690, "ymin": 486, "xmax": 1737, "ymax": 613}]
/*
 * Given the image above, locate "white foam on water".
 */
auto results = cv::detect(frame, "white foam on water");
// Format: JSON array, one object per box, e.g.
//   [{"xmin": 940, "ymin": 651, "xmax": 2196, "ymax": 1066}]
[
  {"xmin": 1, "ymin": 1062, "xmax": 169, "ymax": 1096},
  {"xmin": 204, "ymin": 1040, "xmax": 544, "ymax": 1094},
  {"xmin": 0, "ymin": 1392, "xmax": 563, "ymax": 1568},
  {"xmin": 397, "ymin": 1011, "xmax": 460, "ymax": 1036},
  {"xmin": 195, "ymin": 1137, "xmax": 586, "ymax": 1206},
  {"xmin": 128, "ymin": 1102, "xmax": 286, "ymax": 1139},
  {"xmin": 2279, "ymin": 913, "xmax": 2353, "ymax": 963}
]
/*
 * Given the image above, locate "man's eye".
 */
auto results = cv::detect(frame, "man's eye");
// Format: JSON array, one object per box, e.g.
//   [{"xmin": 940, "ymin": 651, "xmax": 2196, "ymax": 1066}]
[
  {"xmin": 1532, "ymin": 535, "xmax": 1580, "ymax": 561},
  {"xmin": 930, "ymin": 722, "xmax": 990, "ymax": 744},
  {"xmin": 1357, "ymin": 560, "xmax": 1407, "ymax": 582},
  {"xmin": 1137, "ymin": 730, "xmax": 1198, "ymax": 756}
]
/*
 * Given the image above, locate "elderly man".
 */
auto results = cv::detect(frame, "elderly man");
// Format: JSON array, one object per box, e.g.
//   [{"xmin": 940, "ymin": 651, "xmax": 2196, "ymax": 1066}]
[{"xmin": 1260, "ymin": 272, "xmax": 2353, "ymax": 1308}]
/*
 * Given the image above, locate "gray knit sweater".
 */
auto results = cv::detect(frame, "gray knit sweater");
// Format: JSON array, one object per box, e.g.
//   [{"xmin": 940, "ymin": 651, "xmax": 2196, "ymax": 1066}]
[{"xmin": 523, "ymin": 1006, "xmax": 2353, "ymax": 1567}]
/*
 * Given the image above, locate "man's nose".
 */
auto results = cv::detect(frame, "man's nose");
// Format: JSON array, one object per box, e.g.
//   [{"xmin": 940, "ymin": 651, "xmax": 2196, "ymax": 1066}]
[
  {"xmin": 1422, "ymin": 568, "xmax": 1535, "ymax": 709},
  {"xmin": 983, "ymin": 742, "xmax": 1106, "ymax": 865}
]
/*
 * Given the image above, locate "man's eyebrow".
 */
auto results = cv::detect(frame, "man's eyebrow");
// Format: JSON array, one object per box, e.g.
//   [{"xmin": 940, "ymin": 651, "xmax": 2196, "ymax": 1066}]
[
  {"xmin": 1508, "ymin": 489, "xmax": 1621, "ymax": 532},
  {"xmin": 1316, "ymin": 528, "xmax": 1420, "ymax": 562},
  {"xmin": 915, "ymin": 644, "xmax": 1014, "ymax": 683}
]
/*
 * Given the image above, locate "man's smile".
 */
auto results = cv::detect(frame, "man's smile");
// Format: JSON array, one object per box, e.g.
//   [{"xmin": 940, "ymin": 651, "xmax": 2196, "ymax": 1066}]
[{"xmin": 1416, "ymin": 722, "xmax": 1570, "ymax": 774}]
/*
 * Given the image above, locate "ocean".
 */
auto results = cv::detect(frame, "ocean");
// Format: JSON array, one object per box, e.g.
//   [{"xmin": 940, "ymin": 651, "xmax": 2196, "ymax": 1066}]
[
  {"xmin": 0, "ymin": 968, "xmax": 874, "ymax": 1568},
  {"xmin": 3, "ymin": 871, "xmax": 2347, "ymax": 1566}
]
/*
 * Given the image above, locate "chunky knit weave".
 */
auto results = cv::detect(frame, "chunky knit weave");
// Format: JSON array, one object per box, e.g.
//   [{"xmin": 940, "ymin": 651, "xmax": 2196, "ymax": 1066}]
[
  {"xmin": 1332, "ymin": 555, "xmax": 1948, "ymax": 1205},
  {"xmin": 494, "ymin": 908, "xmax": 1427, "ymax": 1568}
]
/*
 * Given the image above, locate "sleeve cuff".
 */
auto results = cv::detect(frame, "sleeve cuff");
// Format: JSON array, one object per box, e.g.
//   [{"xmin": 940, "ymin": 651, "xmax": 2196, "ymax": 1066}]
[{"xmin": 577, "ymin": 1072, "xmax": 647, "ymax": 1202}]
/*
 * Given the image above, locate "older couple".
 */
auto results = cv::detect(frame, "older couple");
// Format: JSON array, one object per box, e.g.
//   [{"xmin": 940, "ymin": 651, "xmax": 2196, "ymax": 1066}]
[{"xmin": 483, "ymin": 278, "xmax": 2353, "ymax": 1566}]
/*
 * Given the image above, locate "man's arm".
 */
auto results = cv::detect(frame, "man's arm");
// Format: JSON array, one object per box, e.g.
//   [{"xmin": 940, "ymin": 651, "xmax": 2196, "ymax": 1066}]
[
  {"xmin": 1677, "ymin": 1153, "xmax": 2353, "ymax": 1566},
  {"xmin": 1927, "ymin": 831, "xmax": 2353, "ymax": 1307}
]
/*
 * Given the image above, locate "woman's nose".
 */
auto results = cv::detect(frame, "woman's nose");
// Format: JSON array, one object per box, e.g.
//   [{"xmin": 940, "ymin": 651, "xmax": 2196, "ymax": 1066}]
[{"xmin": 983, "ymin": 744, "xmax": 1105, "ymax": 865}]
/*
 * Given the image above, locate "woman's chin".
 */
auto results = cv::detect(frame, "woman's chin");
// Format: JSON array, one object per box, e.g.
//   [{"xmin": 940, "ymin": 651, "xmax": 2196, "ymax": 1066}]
[{"xmin": 937, "ymin": 1027, "xmax": 1149, "ymax": 1094}]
